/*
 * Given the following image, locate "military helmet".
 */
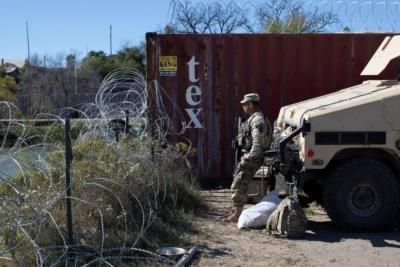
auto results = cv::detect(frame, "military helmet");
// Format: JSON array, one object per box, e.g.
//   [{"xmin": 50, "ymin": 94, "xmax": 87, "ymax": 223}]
[{"xmin": 240, "ymin": 93, "xmax": 260, "ymax": 104}]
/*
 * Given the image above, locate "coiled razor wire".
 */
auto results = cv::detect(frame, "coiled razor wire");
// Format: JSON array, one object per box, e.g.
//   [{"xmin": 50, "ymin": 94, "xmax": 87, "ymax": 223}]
[
  {"xmin": 169, "ymin": 0, "xmax": 400, "ymax": 33},
  {"xmin": 0, "ymin": 69, "xmax": 196, "ymax": 266}
]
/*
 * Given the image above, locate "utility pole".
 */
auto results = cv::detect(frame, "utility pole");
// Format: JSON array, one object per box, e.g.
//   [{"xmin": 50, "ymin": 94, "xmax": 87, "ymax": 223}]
[
  {"xmin": 109, "ymin": 24, "xmax": 113, "ymax": 56},
  {"xmin": 74, "ymin": 61, "xmax": 78, "ymax": 95},
  {"xmin": 26, "ymin": 21, "xmax": 31, "ymax": 63}
]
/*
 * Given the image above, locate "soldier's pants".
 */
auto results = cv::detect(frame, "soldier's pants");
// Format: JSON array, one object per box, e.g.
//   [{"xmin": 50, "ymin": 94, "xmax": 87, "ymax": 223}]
[{"xmin": 231, "ymin": 158, "xmax": 263, "ymax": 207}]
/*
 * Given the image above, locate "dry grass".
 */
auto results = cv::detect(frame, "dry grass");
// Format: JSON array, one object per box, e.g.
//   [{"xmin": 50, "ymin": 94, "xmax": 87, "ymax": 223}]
[{"xmin": 0, "ymin": 135, "xmax": 203, "ymax": 266}]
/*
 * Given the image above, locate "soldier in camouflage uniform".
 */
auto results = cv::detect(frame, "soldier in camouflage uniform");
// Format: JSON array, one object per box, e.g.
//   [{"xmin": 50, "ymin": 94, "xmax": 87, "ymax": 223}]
[{"xmin": 223, "ymin": 93, "xmax": 272, "ymax": 223}]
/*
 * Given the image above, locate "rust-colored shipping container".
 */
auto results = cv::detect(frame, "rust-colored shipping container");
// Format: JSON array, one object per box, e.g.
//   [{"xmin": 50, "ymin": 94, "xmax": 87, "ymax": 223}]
[{"xmin": 146, "ymin": 33, "xmax": 399, "ymax": 182}]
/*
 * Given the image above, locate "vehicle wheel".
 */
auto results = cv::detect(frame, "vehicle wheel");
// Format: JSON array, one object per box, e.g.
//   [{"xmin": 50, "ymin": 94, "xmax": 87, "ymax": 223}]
[{"xmin": 323, "ymin": 158, "xmax": 400, "ymax": 231}]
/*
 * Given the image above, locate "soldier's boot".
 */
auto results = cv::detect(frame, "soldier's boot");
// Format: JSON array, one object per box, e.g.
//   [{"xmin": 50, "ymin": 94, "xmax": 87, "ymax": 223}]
[
  {"xmin": 216, "ymin": 204, "xmax": 235, "ymax": 221},
  {"xmin": 219, "ymin": 207, "xmax": 234, "ymax": 218},
  {"xmin": 222, "ymin": 206, "xmax": 243, "ymax": 223}
]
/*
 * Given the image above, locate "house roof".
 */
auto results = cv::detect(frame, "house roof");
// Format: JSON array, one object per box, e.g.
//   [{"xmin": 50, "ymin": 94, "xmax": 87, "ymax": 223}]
[{"xmin": 1, "ymin": 58, "xmax": 26, "ymax": 73}]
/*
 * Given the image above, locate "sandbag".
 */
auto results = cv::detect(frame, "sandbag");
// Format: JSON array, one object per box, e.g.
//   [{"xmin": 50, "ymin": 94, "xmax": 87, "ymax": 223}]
[
  {"xmin": 266, "ymin": 197, "xmax": 308, "ymax": 238},
  {"xmin": 237, "ymin": 191, "xmax": 282, "ymax": 229}
]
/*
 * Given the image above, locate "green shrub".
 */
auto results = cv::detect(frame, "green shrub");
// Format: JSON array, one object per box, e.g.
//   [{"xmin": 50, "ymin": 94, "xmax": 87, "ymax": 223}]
[
  {"xmin": 0, "ymin": 75, "xmax": 18, "ymax": 102},
  {"xmin": 0, "ymin": 135, "xmax": 202, "ymax": 266}
]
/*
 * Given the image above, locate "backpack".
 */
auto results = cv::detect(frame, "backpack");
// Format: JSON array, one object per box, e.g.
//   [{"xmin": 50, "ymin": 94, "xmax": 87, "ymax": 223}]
[{"xmin": 266, "ymin": 197, "xmax": 307, "ymax": 238}]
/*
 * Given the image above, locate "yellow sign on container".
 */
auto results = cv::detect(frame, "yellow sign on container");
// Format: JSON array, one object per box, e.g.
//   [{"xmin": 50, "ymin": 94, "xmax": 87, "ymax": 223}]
[{"xmin": 159, "ymin": 56, "xmax": 177, "ymax": 76}]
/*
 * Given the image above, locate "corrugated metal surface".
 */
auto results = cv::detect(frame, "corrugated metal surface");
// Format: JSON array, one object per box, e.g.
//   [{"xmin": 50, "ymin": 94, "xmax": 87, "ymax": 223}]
[{"xmin": 146, "ymin": 33, "xmax": 400, "ymax": 181}]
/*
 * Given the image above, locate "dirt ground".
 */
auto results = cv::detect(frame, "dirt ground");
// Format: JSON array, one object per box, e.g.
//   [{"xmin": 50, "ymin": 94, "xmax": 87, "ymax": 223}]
[{"xmin": 189, "ymin": 190, "xmax": 400, "ymax": 267}]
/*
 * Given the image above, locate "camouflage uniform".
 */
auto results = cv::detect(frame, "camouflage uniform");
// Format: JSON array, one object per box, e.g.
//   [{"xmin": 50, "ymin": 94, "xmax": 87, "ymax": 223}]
[{"xmin": 232, "ymin": 111, "xmax": 272, "ymax": 207}]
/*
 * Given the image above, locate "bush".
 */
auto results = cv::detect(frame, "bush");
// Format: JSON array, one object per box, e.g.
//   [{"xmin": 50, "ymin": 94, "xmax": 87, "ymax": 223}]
[
  {"xmin": 0, "ymin": 74, "xmax": 18, "ymax": 102},
  {"xmin": 0, "ymin": 135, "xmax": 203, "ymax": 266}
]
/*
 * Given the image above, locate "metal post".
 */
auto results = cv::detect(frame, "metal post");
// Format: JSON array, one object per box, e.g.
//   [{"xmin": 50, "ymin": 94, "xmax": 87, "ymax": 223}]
[
  {"xmin": 145, "ymin": 36, "xmax": 158, "ymax": 161},
  {"xmin": 124, "ymin": 110, "xmax": 129, "ymax": 134},
  {"xmin": 65, "ymin": 116, "xmax": 74, "ymax": 246},
  {"xmin": 175, "ymin": 246, "xmax": 199, "ymax": 267}
]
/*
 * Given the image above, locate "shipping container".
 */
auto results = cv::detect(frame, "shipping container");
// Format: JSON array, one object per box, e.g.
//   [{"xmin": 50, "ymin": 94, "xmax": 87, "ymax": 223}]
[{"xmin": 146, "ymin": 33, "xmax": 400, "ymax": 182}]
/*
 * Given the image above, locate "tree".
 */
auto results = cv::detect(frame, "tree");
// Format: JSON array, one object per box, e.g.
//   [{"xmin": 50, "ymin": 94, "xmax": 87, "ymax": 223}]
[
  {"xmin": 114, "ymin": 44, "xmax": 146, "ymax": 74},
  {"xmin": 163, "ymin": 24, "xmax": 176, "ymax": 34},
  {"xmin": 0, "ymin": 67, "xmax": 18, "ymax": 102},
  {"xmin": 18, "ymin": 63, "xmax": 72, "ymax": 114},
  {"xmin": 343, "ymin": 26, "xmax": 351, "ymax": 32},
  {"xmin": 18, "ymin": 53, "xmax": 101, "ymax": 114},
  {"xmin": 17, "ymin": 44, "xmax": 147, "ymax": 115},
  {"xmin": 80, "ymin": 50, "xmax": 117, "ymax": 78},
  {"xmin": 80, "ymin": 46, "xmax": 146, "ymax": 78},
  {"xmin": 168, "ymin": 0, "xmax": 337, "ymax": 34},
  {"xmin": 66, "ymin": 54, "xmax": 77, "ymax": 70},
  {"xmin": 168, "ymin": 0, "xmax": 251, "ymax": 33},
  {"xmin": 257, "ymin": 0, "xmax": 337, "ymax": 33}
]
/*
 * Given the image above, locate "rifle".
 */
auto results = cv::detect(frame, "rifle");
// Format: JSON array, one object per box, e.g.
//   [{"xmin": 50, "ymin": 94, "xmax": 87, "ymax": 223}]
[{"xmin": 232, "ymin": 116, "xmax": 243, "ymax": 174}]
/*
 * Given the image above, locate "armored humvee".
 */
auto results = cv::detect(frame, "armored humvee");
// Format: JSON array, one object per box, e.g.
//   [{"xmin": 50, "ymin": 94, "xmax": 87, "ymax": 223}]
[{"xmin": 266, "ymin": 35, "xmax": 400, "ymax": 231}]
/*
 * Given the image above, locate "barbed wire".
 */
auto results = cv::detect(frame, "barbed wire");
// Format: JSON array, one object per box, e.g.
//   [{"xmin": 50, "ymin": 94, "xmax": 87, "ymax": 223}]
[
  {"xmin": 168, "ymin": 0, "xmax": 400, "ymax": 33},
  {"xmin": 0, "ymin": 70, "xmax": 196, "ymax": 266}
]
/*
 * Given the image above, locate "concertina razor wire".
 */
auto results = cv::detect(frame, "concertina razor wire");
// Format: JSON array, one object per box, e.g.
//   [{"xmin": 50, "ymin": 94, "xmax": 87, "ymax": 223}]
[
  {"xmin": 168, "ymin": 0, "xmax": 400, "ymax": 33},
  {"xmin": 1, "ymin": 1, "xmax": 399, "ymax": 265},
  {"xmin": 0, "ymin": 70, "xmax": 195, "ymax": 266}
]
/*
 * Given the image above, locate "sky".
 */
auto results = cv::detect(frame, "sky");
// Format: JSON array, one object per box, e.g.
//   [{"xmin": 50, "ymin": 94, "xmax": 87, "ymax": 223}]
[
  {"xmin": 1, "ymin": 0, "xmax": 398, "ymax": 60},
  {"xmin": 1, "ymin": 0, "xmax": 173, "ymax": 59}
]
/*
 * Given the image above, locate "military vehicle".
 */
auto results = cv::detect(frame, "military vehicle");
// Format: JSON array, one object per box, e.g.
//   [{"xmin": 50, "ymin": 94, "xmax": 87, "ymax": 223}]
[{"xmin": 265, "ymin": 35, "xmax": 400, "ymax": 231}]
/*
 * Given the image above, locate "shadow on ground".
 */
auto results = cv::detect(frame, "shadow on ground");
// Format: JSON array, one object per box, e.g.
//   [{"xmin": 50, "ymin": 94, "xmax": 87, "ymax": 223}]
[{"xmin": 305, "ymin": 219, "xmax": 400, "ymax": 248}]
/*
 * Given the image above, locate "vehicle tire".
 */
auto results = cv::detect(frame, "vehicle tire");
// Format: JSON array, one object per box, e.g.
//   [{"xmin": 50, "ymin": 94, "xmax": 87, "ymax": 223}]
[{"xmin": 323, "ymin": 158, "xmax": 400, "ymax": 231}]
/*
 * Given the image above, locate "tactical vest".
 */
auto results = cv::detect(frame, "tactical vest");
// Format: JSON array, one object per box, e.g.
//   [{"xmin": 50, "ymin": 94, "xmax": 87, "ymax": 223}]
[
  {"xmin": 237, "ymin": 119, "xmax": 251, "ymax": 151},
  {"xmin": 236, "ymin": 113, "xmax": 272, "ymax": 153}
]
